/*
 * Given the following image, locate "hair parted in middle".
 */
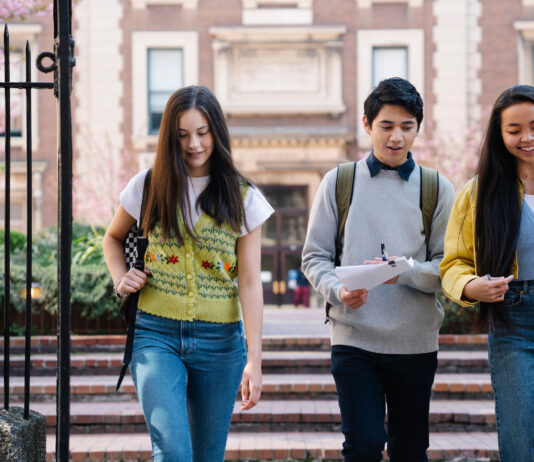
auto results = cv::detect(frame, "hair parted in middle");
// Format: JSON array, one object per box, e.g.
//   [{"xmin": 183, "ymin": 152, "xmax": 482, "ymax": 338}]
[
  {"xmin": 473, "ymin": 84, "xmax": 534, "ymax": 329},
  {"xmin": 364, "ymin": 77, "xmax": 424, "ymax": 130},
  {"xmin": 141, "ymin": 85, "xmax": 249, "ymax": 243}
]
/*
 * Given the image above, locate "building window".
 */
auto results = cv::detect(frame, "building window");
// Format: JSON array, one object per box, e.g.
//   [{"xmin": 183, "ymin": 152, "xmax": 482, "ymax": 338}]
[
  {"xmin": 1, "ymin": 24, "xmax": 43, "ymax": 145},
  {"xmin": 0, "ymin": 200, "xmax": 24, "ymax": 228},
  {"xmin": 132, "ymin": 31, "xmax": 198, "ymax": 148},
  {"xmin": 357, "ymin": 0, "xmax": 423, "ymax": 7},
  {"xmin": 131, "ymin": 0, "xmax": 199, "ymax": 9},
  {"xmin": 372, "ymin": 46, "xmax": 408, "ymax": 88},
  {"xmin": 0, "ymin": 50, "xmax": 24, "ymax": 137},
  {"xmin": 147, "ymin": 48, "xmax": 183, "ymax": 135},
  {"xmin": 357, "ymin": 29, "xmax": 424, "ymax": 147},
  {"xmin": 241, "ymin": 0, "xmax": 313, "ymax": 25}
]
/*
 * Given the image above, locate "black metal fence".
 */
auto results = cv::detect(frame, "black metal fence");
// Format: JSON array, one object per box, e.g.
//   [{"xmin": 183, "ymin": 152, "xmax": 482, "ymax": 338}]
[{"xmin": 1, "ymin": 1, "xmax": 74, "ymax": 461}]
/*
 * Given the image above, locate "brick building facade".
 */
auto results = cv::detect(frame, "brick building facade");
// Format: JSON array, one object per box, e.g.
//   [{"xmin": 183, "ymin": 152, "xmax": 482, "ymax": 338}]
[{"xmin": 3, "ymin": 0, "xmax": 534, "ymax": 303}]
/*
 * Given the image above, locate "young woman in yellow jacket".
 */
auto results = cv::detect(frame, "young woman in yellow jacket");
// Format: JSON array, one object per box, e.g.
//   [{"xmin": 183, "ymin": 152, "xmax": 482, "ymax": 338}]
[{"xmin": 440, "ymin": 85, "xmax": 534, "ymax": 461}]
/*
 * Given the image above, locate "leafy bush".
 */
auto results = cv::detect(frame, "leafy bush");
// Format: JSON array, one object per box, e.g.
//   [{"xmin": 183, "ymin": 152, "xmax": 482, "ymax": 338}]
[
  {"xmin": 0, "ymin": 229, "xmax": 27, "ymax": 252},
  {"xmin": 0, "ymin": 224, "xmax": 119, "ymax": 320},
  {"xmin": 0, "ymin": 225, "xmax": 480, "ymax": 333},
  {"xmin": 439, "ymin": 293, "xmax": 477, "ymax": 334}
]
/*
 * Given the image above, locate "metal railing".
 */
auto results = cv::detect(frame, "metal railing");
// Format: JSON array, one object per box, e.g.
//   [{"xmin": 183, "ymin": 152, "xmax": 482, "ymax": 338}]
[{"xmin": 1, "ymin": 1, "xmax": 74, "ymax": 460}]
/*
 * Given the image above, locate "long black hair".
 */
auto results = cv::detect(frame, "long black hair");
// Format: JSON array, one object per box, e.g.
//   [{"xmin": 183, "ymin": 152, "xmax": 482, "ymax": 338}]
[
  {"xmin": 142, "ymin": 85, "xmax": 249, "ymax": 242},
  {"xmin": 474, "ymin": 85, "xmax": 532, "ymax": 328}
]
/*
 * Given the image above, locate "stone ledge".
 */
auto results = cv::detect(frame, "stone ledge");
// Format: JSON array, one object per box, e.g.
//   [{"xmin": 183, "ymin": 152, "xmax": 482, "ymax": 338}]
[{"xmin": 0, "ymin": 406, "xmax": 46, "ymax": 462}]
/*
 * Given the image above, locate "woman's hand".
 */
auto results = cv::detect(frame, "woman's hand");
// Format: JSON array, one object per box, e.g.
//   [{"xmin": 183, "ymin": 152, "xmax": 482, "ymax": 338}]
[
  {"xmin": 463, "ymin": 275, "xmax": 514, "ymax": 303},
  {"xmin": 240, "ymin": 359, "xmax": 262, "ymax": 411},
  {"xmin": 115, "ymin": 268, "xmax": 151, "ymax": 297},
  {"xmin": 339, "ymin": 286, "xmax": 368, "ymax": 309}
]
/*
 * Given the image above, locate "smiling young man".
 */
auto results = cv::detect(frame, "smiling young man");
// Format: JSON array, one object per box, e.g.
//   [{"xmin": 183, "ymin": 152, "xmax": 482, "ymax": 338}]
[{"xmin": 302, "ymin": 78, "xmax": 456, "ymax": 462}]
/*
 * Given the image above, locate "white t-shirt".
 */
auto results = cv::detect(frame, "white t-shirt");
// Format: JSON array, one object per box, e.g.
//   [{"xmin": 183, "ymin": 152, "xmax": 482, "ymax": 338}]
[
  {"xmin": 120, "ymin": 169, "xmax": 274, "ymax": 236},
  {"xmin": 525, "ymin": 193, "xmax": 534, "ymax": 212}
]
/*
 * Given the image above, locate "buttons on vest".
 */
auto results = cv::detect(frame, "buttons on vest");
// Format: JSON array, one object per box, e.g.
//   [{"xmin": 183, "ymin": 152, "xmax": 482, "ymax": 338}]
[{"xmin": 142, "ymin": 218, "xmax": 242, "ymax": 323}]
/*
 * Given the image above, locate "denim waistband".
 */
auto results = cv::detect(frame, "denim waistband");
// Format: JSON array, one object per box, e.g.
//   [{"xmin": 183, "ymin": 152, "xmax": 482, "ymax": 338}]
[{"xmin": 509, "ymin": 279, "xmax": 534, "ymax": 294}]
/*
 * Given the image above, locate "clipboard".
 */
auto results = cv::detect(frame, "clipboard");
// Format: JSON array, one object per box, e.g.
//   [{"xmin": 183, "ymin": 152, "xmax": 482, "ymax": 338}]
[{"xmin": 335, "ymin": 257, "xmax": 414, "ymax": 291}]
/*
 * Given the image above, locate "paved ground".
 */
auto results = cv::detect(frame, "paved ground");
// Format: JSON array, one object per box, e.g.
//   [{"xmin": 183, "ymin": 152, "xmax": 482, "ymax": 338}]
[{"xmin": 263, "ymin": 306, "xmax": 329, "ymax": 336}]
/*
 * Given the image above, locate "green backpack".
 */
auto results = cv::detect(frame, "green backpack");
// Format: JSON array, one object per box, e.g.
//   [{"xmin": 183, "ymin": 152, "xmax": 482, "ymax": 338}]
[{"xmin": 326, "ymin": 161, "xmax": 439, "ymax": 319}]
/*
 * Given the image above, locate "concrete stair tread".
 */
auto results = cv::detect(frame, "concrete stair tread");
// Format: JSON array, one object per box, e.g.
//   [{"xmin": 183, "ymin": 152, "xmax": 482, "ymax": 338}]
[
  {"xmin": 45, "ymin": 431, "xmax": 499, "ymax": 461},
  {"xmin": 15, "ymin": 399, "xmax": 497, "ymax": 424},
  {"xmin": 4, "ymin": 373, "xmax": 494, "ymax": 395},
  {"xmin": 8, "ymin": 349, "xmax": 489, "ymax": 362},
  {"xmin": 2, "ymin": 333, "xmax": 489, "ymax": 348}
]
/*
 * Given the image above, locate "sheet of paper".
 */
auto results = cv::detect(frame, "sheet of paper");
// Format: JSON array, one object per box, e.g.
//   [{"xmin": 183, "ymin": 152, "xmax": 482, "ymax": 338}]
[{"xmin": 335, "ymin": 257, "xmax": 414, "ymax": 291}]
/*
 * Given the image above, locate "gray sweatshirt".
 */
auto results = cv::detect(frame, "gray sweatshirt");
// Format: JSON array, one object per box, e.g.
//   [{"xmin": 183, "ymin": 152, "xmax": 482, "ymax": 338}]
[{"xmin": 302, "ymin": 158, "xmax": 456, "ymax": 354}]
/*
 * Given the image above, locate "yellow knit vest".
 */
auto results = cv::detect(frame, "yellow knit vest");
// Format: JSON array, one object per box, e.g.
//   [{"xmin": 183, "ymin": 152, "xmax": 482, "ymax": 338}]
[{"xmin": 138, "ymin": 204, "xmax": 244, "ymax": 323}]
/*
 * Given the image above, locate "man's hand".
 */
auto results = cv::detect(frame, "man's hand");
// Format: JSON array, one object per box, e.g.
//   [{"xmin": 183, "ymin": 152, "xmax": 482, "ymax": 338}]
[
  {"xmin": 339, "ymin": 286, "xmax": 368, "ymax": 309},
  {"xmin": 364, "ymin": 257, "xmax": 399, "ymax": 284}
]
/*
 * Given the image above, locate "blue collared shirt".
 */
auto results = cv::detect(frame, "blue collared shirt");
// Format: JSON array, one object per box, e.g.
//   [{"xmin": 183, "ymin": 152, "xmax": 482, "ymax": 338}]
[{"xmin": 366, "ymin": 151, "xmax": 416, "ymax": 181}]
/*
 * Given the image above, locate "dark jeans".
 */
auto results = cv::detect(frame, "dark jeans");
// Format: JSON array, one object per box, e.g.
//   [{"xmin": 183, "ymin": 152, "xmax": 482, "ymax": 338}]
[{"xmin": 331, "ymin": 344, "xmax": 438, "ymax": 462}]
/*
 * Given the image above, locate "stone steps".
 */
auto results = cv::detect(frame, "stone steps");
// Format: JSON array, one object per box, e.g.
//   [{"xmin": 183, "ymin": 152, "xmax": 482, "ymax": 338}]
[
  {"xmin": 2, "ymin": 372, "xmax": 495, "ymax": 401},
  {"xmin": 3, "ymin": 349, "xmax": 490, "ymax": 375},
  {"xmin": 1, "ymin": 333, "xmax": 489, "ymax": 354},
  {"xmin": 1, "ymin": 332, "xmax": 497, "ymax": 461},
  {"xmin": 16, "ymin": 399, "xmax": 496, "ymax": 434},
  {"xmin": 44, "ymin": 431, "xmax": 499, "ymax": 461}
]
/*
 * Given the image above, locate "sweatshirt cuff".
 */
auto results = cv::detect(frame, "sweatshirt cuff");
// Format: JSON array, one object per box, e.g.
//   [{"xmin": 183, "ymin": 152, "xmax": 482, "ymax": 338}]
[
  {"xmin": 444, "ymin": 274, "xmax": 479, "ymax": 307},
  {"xmin": 330, "ymin": 281, "xmax": 344, "ymax": 306}
]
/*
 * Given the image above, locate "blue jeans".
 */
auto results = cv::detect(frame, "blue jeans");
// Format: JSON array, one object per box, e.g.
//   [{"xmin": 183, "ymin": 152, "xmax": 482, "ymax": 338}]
[
  {"xmin": 130, "ymin": 311, "xmax": 247, "ymax": 462},
  {"xmin": 488, "ymin": 279, "xmax": 534, "ymax": 462},
  {"xmin": 331, "ymin": 345, "xmax": 437, "ymax": 462}
]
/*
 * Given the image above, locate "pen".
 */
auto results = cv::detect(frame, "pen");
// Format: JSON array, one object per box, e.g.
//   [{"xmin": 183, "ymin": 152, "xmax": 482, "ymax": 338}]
[{"xmin": 381, "ymin": 241, "xmax": 389, "ymax": 261}]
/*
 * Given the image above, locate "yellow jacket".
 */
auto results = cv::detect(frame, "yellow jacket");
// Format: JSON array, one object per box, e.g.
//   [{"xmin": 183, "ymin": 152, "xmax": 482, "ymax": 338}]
[{"xmin": 439, "ymin": 177, "xmax": 521, "ymax": 307}]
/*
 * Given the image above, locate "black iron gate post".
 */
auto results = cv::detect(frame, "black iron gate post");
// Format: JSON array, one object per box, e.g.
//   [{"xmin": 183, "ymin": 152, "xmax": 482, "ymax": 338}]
[
  {"xmin": 1, "ymin": 1, "xmax": 74, "ymax": 460},
  {"xmin": 54, "ymin": 1, "xmax": 75, "ymax": 460}
]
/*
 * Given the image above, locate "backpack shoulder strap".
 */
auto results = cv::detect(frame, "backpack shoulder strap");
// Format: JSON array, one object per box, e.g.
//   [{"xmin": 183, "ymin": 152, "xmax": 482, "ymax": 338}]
[
  {"xmin": 419, "ymin": 165, "xmax": 439, "ymax": 260},
  {"xmin": 325, "ymin": 161, "xmax": 356, "ymax": 322},
  {"xmin": 335, "ymin": 161, "xmax": 356, "ymax": 266},
  {"xmin": 138, "ymin": 168, "xmax": 152, "ymax": 235}
]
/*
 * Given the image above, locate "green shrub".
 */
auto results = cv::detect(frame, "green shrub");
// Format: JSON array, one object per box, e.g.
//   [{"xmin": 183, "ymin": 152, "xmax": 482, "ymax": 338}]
[
  {"xmin": 439, "ymin": 292, "xmax": 477, "ymax": 334},
  {"xmin": 0, "ymin": 224, "xmax": 119, "ymax": 320},
  {"xmin": 0, "ymin": 229, "xmax": 27, "ymax": 252}
]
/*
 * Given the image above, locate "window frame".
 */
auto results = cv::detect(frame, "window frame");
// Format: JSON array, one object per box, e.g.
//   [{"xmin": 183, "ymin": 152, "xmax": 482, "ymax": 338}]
[
  {"xmin": 131, "ymin": 0, "xmax": 199, "ymax": 9},
  {"xmin": 0, "ymin": 24, "xmax": 42, "ymax": 149},
  {"xmin": 371, "ymin": 45, "xmax": 409, "ymax": 89},
  {"xmin": 131, "ymin": 31, "xmax": 198, "ymax": 148},
  {"xmin": 357, "ymin": 29, "xmax": 424, "ymax": 148},
  {"xmin": 515, "ymin": 22, "xmax": 534, "ymax": 86},
  {"xmin": 356, "ymin": 0, "xmax": 423, "ymax": 7},
  {"xmin": 146, "ymin": 48, "xmax": 185, "ymax": 135}
]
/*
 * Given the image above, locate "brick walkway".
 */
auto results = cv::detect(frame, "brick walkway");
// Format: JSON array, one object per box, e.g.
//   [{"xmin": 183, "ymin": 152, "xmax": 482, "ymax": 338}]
[
  {"xmin": 45, "ymin": 432, "xmax": 499, "ymax": 462},
  {"xmin": 18, "ymin": 399, "xmax": 496, "ymax": 428}
]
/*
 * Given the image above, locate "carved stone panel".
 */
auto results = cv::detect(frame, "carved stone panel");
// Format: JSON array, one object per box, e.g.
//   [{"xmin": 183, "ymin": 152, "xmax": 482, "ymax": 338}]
[
  {"xmin": 211, "ymin": 27, "xmax": 346, "ymax": 115},
  {"xmin": 235, "ymin": 47, "xmax": 321, "ymax": 94}
]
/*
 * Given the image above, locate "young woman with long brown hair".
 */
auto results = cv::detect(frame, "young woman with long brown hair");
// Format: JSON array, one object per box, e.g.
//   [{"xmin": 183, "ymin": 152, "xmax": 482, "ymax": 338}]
[{"xmin": 103, "ymin": 85, "xmax": 273, "ymax": 462}]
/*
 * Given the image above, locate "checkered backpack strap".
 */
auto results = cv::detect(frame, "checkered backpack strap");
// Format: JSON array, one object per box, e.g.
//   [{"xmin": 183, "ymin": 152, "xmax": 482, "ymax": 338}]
[
  {"xmin": 123, "ymin": 227, "xmax": 138, "ymax": 270},
  {"xmin": 123, "ymin": 169, "xmax": 152, "ymax": 269}
]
